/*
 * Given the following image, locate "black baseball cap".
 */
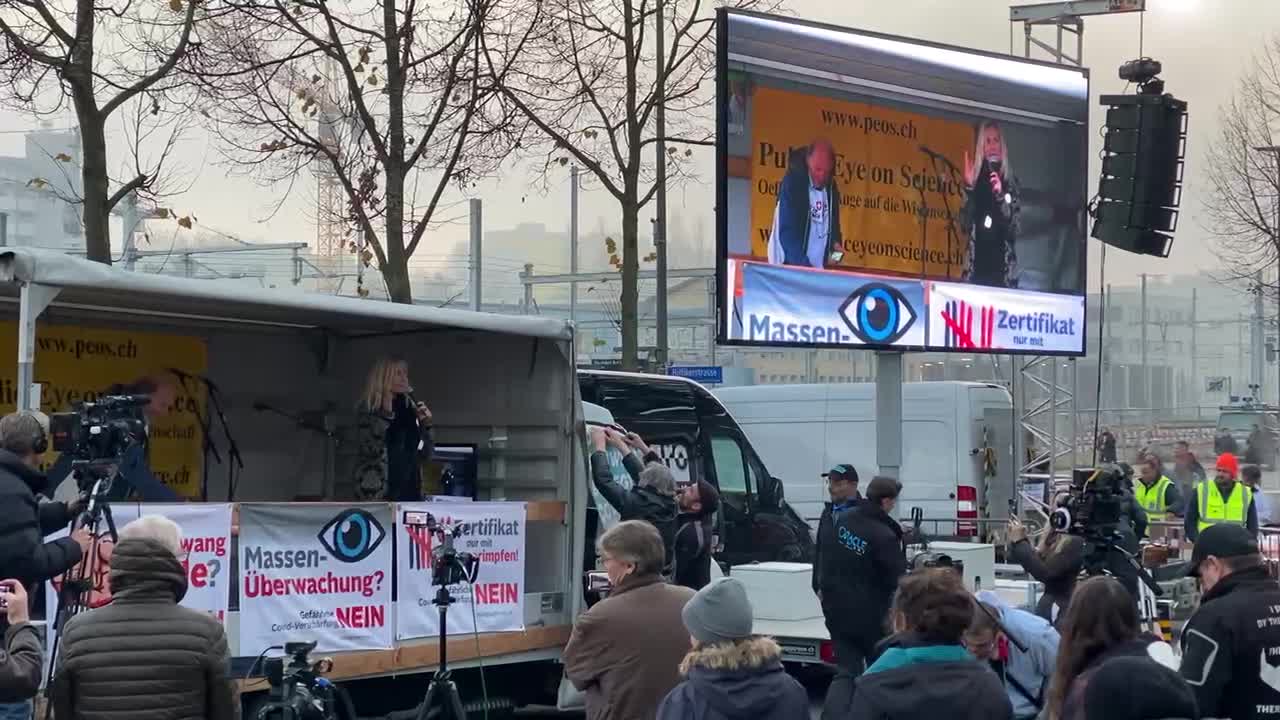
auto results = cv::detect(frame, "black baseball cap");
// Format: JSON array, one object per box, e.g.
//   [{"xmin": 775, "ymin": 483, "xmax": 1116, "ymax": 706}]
[
  {"xmin": 1185, "ymin": 523, "xmax": 1259, "ymax": 577},
  {"xmin": 823, "ymin": 464, "xmax": 858, "ymax": 483}
]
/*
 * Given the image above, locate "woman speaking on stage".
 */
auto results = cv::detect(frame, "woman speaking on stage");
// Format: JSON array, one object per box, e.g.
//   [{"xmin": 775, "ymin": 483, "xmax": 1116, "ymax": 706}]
[{"xmin": 962, "ymin": 120, "xmax": 1022, "ymax": 289}]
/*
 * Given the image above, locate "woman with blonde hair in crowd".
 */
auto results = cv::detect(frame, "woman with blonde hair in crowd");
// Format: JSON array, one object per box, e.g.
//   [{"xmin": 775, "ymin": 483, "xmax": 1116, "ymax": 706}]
[
  {"xmin": 1007, "ymin": 502, "xmax": 1085, "ymax": 625},
  {"xmin": 354, "ymin": 357, "xmax": 433, "ymax": 501}
]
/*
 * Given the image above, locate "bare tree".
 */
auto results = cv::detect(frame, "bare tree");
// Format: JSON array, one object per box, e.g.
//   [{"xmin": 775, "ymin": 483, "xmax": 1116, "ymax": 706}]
[
  {"xmin": 491, "ymin": 0, "xmax": 774, "ymax": 368},
  {"xmin": 0, "ymin": 0, "xmax": 199, "ymax": 262},
  {"xmin": 187, "ymin": 0, "xmax": 535, "ymax": 303},
  {"xmin": 1204, "ymin": 36, "xmax": 1280, "ymax": 293}
]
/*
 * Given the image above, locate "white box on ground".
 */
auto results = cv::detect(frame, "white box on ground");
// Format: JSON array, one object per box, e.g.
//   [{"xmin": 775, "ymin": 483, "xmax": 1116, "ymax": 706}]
[
  {"xmin": 731, "ymin": 562, "xmax": 822, "ymax": 621},
  {"xmin": 918, "ymin": 541, "xmax": 996, "ymax": 593}
]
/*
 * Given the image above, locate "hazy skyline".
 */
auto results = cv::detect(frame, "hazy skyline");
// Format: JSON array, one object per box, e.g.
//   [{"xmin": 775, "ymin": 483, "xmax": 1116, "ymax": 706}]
[{"xmin": 0, "ymin": 0, "xmax": 1265, "ymax": 293}]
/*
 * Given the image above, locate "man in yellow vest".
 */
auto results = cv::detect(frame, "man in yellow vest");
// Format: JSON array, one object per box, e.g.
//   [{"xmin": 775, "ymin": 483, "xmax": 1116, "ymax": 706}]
[
  {"xmin": 1184, "ymin": 453, "xmax": 1258, "ymax": 542},
  {"xmin": 1134, "ymin": 455, "xmax": 1183, "ymax": 522}
]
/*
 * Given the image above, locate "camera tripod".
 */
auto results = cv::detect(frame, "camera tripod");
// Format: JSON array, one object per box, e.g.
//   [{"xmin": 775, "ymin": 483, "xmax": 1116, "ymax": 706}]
[
  {"xmin": 1083, "ymin": 534, "xmax": 1165, "ymax": 635},
  {"xmin": 414, "ymin": 585, "xmax": 468, "ymax": 720},
  {"xmin": 42, "ymin": 468, "xmax": 119, "ymax": 720}
]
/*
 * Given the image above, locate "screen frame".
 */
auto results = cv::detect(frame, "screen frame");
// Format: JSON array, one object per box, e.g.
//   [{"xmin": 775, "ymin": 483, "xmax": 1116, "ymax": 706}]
[{"xmin": 714, "ymin": 7, "xmax": 1091, "ymax": 357}]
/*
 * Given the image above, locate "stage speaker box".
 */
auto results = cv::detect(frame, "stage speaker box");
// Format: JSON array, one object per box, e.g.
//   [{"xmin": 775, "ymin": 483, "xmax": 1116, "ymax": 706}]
[{"xmin": 1091, "ymin": 90, "xmax": 1188, "ymax": 257}]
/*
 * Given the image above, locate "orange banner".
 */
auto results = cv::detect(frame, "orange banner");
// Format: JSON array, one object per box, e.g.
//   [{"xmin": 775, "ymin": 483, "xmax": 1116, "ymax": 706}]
[{"xmin": 748, "ymin": 85, "xmax": 975, "ymax": 279}]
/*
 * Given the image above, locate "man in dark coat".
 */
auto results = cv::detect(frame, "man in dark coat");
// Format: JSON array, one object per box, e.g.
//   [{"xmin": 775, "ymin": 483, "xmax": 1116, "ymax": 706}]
[
  {"xmin": 0, "ymin": 412, "xmax": 88, "ymax": 594},
  {"xmin": 51, "ymin": 516, "xmax": 237, "ymax": 720},
  {"xmin": 1179, "ymin": 523, "xmax": 1280, "ymax": 720},
  {"xmin": 771, "ymin": 141, "xmax": 843, "ymax": 268},
  {"xmin": 673, "ymin": 480, "xmax": 720, "ymax": 591},
  {"xmin": 813, "ymin": 474, "xmax": 906, "ymax": 675},
  {"xmin": 590, "ymin": 429, "xmax": 679, "ymax": 575}
]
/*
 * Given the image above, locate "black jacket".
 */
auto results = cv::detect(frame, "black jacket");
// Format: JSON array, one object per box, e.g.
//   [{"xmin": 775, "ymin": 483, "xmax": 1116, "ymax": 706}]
[
  {"xmin": 657, "ymin": 636, "xmax": 808, "ymax": 720},
  {"xmin": 848, "ymin": 638, "xmax": 1012, "ymax": 720},
  {"xmin": 1180, "ymin": 565, "xmax": 1280, "ymax": 720},
  {"xmin": 0, "ymin": 449, "xmax": 81, "ymax": 591},
  {"xmin": 591, "ymin": 451, "xmax": 678, "ymax": 572},
  {"xmin": 775, "ymin": 148, "xmax": 843, "ymax": 268},
  {"xmin": 1008, "ymin": 534, "xmax": 1084, "ymax": 625},
  {"xmin": 1060, "ymin": 638, "xmax": 1168, "ymax": 720},
  {"xmin": 812, "ymin": 501, "xmax": 905, "ymax": 644},
  {"xmin": 673, "ymin": 513, "xmax": 713, "ymax": 591}
]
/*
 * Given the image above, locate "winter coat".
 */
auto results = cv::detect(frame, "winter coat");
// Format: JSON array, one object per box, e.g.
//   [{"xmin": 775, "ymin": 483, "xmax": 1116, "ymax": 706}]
[
  {"xmin": 0, "ymin": 449, "xmax": 81, "ymax": 591},
  {"xmin": 51, "ymin": 537, "xmax": 238, "ymax": 720},
  {"xmin": 354, "ymin": 393, "xmax": 435, "ymax": 501},
  {"xmin": 848, "ymin": 640, "xmax": 1013, "ymax": 720},
  {"xmin": 590, "ymin": 451, "xmax": 678, "ymax": 574},
  {"xmin": 1007, "ymin": 534, "xmax": 1084, "ymax": 625},
  {"xmin": 563, "ymin": 574, "xmax": 695, "ymax": 720},
  {"xmin": 1179, "ymin": 565, "xmax": 1280, "ymax": 720},
  {"xmin": 0, "ymin": 622, "xmax": 41, "ymax": 702},
  {"xmin": 813, "ymin": 501, "xmax": 905, "ymax": 647},
  {"xmin": 656, "ymin": 636, "xmax": 808, "ymax": 720}
]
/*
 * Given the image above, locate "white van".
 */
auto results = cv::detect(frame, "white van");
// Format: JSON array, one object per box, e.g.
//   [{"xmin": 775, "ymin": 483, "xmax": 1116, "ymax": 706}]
[{"xmin": 714, "ymin": 382, "xmax": 1014, "ymax": 537}]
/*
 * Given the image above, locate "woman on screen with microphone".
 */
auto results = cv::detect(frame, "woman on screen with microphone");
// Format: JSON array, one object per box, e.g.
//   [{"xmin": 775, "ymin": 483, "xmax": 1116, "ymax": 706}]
[
  {"xmin": 354, "ymin": 357, "xmax": 434, "ymax": 501},
  {"xmin": 962, "ymin": 120, "xmax": 1022, "ymax": 289}
]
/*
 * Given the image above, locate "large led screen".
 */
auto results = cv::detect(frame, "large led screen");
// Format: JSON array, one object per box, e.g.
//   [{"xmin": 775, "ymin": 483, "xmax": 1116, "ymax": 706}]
[{"xmin": 716, "ymin": 10, "xmax": 1090, "ymax": 355}]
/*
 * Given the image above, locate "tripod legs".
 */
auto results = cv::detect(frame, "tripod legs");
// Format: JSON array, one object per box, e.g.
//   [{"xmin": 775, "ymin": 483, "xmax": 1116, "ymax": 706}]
[{"xmin": 416, "ymin": 673, "xmax": 467, "ymax": 720}]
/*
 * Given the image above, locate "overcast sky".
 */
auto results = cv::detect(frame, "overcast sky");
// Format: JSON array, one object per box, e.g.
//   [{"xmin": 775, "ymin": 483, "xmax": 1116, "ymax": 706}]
[{"xmin": 0, "ymin": 0, "xmax": 1268, "ymax": 292}]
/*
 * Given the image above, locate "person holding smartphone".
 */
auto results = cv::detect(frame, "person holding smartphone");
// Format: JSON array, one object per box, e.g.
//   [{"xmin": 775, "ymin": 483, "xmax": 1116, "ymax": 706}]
[{"xmin": 0, "ymin": 580, "xmax": 42, "ymax": 711}]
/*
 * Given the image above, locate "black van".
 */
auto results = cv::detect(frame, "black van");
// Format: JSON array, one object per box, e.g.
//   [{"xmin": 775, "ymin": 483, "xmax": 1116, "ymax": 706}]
[{"xmin": 578, "ymin": 369, "xmax": 814, "ymax": 565}]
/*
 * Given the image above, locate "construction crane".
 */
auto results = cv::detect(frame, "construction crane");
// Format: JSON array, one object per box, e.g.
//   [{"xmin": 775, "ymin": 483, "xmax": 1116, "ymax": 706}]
[{"xmin": 313, "ymin": 59, "xmax": 354, "ymax": 294}]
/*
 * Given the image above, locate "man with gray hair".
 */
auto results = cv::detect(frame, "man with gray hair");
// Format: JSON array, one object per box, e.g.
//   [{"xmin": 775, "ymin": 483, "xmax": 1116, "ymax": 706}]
[
  {"xmin": 590, "ymin": 428, "xmax": 679, "ymax": 576},
  {"xmin": 563, "ymin": 520, "xmax": 695, "ymax": 720},
  {"xmin": 0, "ymin": 411, "xmax": 90, "ymax": 597},
  {"xmin": 52, "ymin": 515, "xmax": 237, "ymax": 720}
]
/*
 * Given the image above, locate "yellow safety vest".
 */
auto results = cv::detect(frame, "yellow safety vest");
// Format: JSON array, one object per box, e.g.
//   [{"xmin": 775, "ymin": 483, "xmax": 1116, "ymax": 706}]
[
  {"xmin": 1196, "ymin": 481, "xmax": 1253, "ymax": 533},
  {"xmin": 1135, "ymin": 476, "xmax": 1174, "ymax": 513}
]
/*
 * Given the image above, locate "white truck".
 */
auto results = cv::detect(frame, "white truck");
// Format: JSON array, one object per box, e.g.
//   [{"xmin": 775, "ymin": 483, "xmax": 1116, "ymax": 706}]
[{"xmin": 714, "ymin": 381, "xmax": 1016, "ymax": 538}]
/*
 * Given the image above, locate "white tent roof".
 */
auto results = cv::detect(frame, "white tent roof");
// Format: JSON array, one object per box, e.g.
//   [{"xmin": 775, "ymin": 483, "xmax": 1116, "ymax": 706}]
[{"xmin": 0, "ymin": 248, "xmax": 571, "ymax": 340}]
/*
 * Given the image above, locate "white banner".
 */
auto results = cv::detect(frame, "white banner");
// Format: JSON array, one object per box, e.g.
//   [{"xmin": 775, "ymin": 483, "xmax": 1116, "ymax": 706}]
[
  {"xmin": 141, "ymin": 503, "xmax": 233, "ymax": 622},
  {"xmin": 927, "ymin": 281, "xmax": 1085, "ymax": 354},
  {"xmin": 396, "ymin": 502, "xmax": 526, "ymax": 640},
  {"xmin": 238, "ymin": 504, "xmax": 394, "ymax": 655}
]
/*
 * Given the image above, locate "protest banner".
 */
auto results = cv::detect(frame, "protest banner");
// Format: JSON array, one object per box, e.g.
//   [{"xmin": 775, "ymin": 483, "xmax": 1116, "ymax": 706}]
[
  {"xmin": 238, "ymin": 504, "xmax": 394, "ymax": 654},
  {"xmin": 397, "ymin": 502, "xmax": 526, "ymax": 640},
  {"xmin": 140, "ymin": 503, "xmax": 233, "ymax": 621}
]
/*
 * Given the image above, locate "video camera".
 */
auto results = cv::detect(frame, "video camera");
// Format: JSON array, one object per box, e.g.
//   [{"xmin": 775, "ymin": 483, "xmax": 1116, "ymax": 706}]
[
  {"xmin": 256, "ymin": 641, "xmax": 352, "ymax": 720},
  {"xmin": 402, "ymin": 511, "xmax": 480, "ymax": 587},
  {"xmin": 1050, "ymin": 464, "xmax": 1131, "ymax": 543},
  {"xmin": 49, "ymin": 394, "xmax": 149, "ymax": 481}
]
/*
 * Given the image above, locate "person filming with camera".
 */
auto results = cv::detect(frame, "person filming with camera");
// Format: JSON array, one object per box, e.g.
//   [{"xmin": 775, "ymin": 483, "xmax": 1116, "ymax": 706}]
[{"xmin": 1184, "ymin": 452, "xmax": 1257, "ymax": 542}]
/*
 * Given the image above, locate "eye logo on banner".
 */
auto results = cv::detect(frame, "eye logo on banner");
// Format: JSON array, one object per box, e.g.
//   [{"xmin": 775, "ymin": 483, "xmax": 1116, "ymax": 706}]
[
  {"xmin": 318, "ymin": 508, "xmax": 387, "ymax": 563},
  {"xmin": 839, "ymin": 283, "xmax": 918, "ymax": 344}
]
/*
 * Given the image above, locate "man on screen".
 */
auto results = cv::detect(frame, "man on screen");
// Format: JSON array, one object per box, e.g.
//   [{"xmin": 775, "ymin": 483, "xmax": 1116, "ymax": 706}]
[{"xmin": 767, "ymin": 139, "xmax": 844, "ymax": 269}]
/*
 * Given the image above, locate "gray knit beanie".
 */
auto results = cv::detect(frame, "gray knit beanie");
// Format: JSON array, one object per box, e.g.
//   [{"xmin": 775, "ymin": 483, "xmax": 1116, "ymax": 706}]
[{"xmin": 681, "ymin": 577, "xmax": 753, "ymax": 645}]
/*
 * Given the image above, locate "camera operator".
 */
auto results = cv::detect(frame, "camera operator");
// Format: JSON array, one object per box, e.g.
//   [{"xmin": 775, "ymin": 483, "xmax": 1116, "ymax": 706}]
[
  {"xmin": 1184, "ymin": 452, "xmax": 1257, "ymax": 542},
  {"xmin": 51, "ymin": 515, "xmax": 236, "ymax": 720},
  {"xmin": 965, "ymin": 591, "xmax": 1059, "ymax": 720},
  {"xmin": 813, "ymin": 475, "xmax": 906, "ymax": 675},
  {"xmin": 0, "ymin": 412, "xmax": 90, "ymax": 596},
  {"xmin": 1006, "ymin": 516, "xmax": 1084, "ymax": 625},
  {"xmin": 0, "ymin": 581, "xmax": 41, "ymax": 709},
  {"xmin": 589, "ymin": 429, "xmax": 678, "ymax": 574}
]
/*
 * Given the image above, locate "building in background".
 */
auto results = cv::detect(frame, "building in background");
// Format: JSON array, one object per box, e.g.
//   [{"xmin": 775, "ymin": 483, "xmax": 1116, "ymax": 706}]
[{"xmin": 0, "ymin": 129, "xmax": 83, "ymax": 252}]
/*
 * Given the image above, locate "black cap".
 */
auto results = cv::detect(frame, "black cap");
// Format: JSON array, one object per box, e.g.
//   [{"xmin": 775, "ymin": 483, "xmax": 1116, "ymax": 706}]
[
  {"xmin": 1186, "ymin": 523, "xmax": 1259, "ymax": 577},
  {"xmin": 823, "ymin": 464, "xmax": 858, "ymax": 483}
]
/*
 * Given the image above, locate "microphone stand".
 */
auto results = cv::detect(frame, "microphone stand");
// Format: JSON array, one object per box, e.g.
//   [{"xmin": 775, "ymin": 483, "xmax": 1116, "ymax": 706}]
[
  {"xmin": 204, "ymin": 378, "xmax": 246, "ymax": 503},
  {"xmin": 171, "ymin": 369, "xmax": 222, "ymax": 502},
  {"xmin": 253, "ymin": 402, "xmax": 341, "ymax": 442}
]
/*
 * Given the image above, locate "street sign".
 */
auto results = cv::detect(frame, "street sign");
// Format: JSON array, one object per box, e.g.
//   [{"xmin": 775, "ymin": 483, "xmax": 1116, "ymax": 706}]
[{"xmin": 669, "ymin": 366, "xmax": 723, "ymax": 384}]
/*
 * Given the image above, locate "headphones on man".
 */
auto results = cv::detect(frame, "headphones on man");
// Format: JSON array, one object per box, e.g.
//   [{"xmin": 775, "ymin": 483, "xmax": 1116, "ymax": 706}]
[{"xmin": 24, "ymin": 412, "xmax": 48, "ymax": 455}]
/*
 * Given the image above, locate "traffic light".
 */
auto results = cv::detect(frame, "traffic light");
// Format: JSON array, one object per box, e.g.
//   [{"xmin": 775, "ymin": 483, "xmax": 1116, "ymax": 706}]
[{"xmin": 1092, "ymin": 58, "xmax": 1188, "ymax": 258}]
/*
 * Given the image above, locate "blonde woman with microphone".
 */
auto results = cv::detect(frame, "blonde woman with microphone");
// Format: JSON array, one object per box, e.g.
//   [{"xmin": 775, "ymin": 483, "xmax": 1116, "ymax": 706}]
[{"xmin": 354, "ymin": 357, "xmax": 434, "ymax": 501}]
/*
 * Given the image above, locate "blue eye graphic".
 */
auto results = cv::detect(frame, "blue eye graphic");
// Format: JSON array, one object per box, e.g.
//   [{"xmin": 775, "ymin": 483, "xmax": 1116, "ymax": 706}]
[
  {"xmin": 839, "ymin": 283, "xmax": 918, "ymax": 345},
  {"xmin": 318, "ymin": 508, "xmax": 386, "ymax": 563}
]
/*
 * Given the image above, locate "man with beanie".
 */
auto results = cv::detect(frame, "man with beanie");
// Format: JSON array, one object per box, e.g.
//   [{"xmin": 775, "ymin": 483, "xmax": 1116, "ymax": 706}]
[
  {"xmin": 1179, "ymin": 523, "xmax": 1280, "ymax": 720},
  {"xmin": 657, "ymin": 578, "xmax": 808, "ymax": 720},
  {"xmin": 1084, "ymin": 656, "xmax": 1198, "ymax": 720},
  {"xmin": 1184, "ymin": 453, "xmax": 1257, "ymax": 541}
]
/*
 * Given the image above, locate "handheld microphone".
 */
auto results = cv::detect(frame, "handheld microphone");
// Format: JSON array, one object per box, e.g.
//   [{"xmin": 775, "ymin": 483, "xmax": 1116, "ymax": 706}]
[{"xmin": 986, "ymin": 155, "xmax": 1002, "ymax": 175}]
